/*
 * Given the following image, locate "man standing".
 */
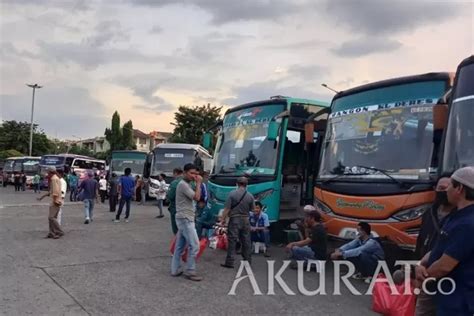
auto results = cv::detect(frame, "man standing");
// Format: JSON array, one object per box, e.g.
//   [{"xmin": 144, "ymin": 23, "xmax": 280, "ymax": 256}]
[
  {"xmin": 99, "ymin": 176, "xmax": 107, "ymax": 203},
  {"xmin": 108, "ymin": 173, "xmax": 119, "ymax": 213},
  {"xmin": 21, "ymin": 173, "xmax": 27, "ymax": 191},
  {"xmin": 57, "ymin": 170, "xmax": 68, "ymax": 225},
  {"xmin": 115, "ymin": 168, "xmax": 135, "ymax": 223},
  {"xmin": 220, "ymin": 177, "xmax": 255, "ymax": 269},
  {"xmin": 68, "ymin": 172, "xmax": 78, "ymax": 201},
  {"xmin": 32, "ymin": 173, "xmax": 41, "ymax": 194},
  {"xmin": 166, "ymin": 168, "xmax": 183, "ymax": 234},
  {"xmin": 171, "ymin": 163, "xmax": 202, "ymax": 281},
  {"xmin": 38, "ymin": 167, "xmax": 63, "ymax": 239},
  {"xmin": 415, "ymin": 174, "xmax": 455, "ymax": 316},
  {"xmin": 416, "ymin": 167, "xmax": 474, "ymax": 316},
  {"xmin": 78, "ymin": 171, "xmax": 99, "ymax": 224}
]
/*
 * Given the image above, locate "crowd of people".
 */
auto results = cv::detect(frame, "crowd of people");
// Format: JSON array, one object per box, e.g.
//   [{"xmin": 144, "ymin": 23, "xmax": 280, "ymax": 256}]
[{"xmin": 6, "ymin": 162, "xmax": 474, "ymax": 315}]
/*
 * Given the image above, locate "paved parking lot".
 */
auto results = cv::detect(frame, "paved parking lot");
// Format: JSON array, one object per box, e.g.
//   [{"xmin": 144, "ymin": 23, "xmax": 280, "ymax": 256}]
[{"xmin": 0, "ymin": 187, "xmax": 377, "ymax": 315}]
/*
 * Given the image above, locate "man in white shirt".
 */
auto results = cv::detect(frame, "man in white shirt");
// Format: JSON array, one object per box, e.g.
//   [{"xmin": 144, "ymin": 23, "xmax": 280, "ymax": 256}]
[
  {"xmin": 58, "ymin": 170, "xmax": 68, "ymax": 225},
  {"xmin": 99, "ymin": 176, "xmax": 107, "ymax": 203}
]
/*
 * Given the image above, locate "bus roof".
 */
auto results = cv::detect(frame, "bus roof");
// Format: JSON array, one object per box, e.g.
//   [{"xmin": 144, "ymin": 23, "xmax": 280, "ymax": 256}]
[
  {"xmin": 458, "ymin": 55, "xmax": 474, "ymax": 69},
  {"xmin": 46, "ymin": 154, "xmax": 93, "ymax": 159},
  {"xmin": 5, "ymin": 156, "xmax": 41, "ymax": 160},
  {"xmin": 333, "ymin": 72, "xmax": 453, "ymax": 101},
  {"xmin": 111, "ymin": 150, "xmax": 147, "ymax": 154},
  {"xmin": 154, "ymin": 143, "xmax": 211, "ymax": 156},
  {"xmin": 225, "ymin": 97, "xmax": 330, "ymax": 115}
]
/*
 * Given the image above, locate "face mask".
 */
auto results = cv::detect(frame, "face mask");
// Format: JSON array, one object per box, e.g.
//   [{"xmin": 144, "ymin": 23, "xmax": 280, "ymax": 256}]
[{"xmin": 435, "ymin": 191, "xmax": 449, "ymax": 206}]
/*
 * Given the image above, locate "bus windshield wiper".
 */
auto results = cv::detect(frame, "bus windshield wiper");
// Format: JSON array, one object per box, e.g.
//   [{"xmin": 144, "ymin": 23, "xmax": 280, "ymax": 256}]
[{"xmin": 352, "ymin": 165, "xmax": 406, "ymax": 188}]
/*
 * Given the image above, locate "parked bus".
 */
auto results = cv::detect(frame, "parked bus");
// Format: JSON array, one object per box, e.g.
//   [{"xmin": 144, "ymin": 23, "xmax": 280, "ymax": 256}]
[
  {"xmin": 438, "ymin": 55, "xmax": 474, "ymax": 173},
  {"xmin": 109, "ymin": 150, "xmax": 147, "ymax": 178},
  {"xmin": 204, "ymin": 96, "xmax": 330, "ymax": 222},
  {"xmin": 2, "ymin": 157, "xmax": 16, "ymax": 186},
  {"xmin": 144, "ymin": 143, "xmax": 212, "ymax": 199},
  {"xmin": 1, "ymin": 156, "xmax": 40, "ymax": 186},
  {"xmin": 314, "ymin": 73, "xmax": 453, "ymax": 250},
  {"xmin": 39, "ymin": 154, "xmax": 105, "ymax": 187}
]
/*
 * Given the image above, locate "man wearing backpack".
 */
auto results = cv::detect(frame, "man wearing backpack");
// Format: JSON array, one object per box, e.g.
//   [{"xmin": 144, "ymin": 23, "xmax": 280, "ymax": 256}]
[
  {"xmin": 220, "ymin": 177, "xmax": 255, "ymax": 269},
  {"xmin": 330, "ymin": 222, "xmax": 384, "ymax": 283}
]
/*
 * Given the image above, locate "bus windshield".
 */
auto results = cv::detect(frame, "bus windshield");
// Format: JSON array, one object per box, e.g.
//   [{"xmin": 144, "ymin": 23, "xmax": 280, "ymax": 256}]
[
  {"xmin": 13, "ymin": 159, "xmax": 23, "ymax": 172},
  {"xmin": 212, "ymin": 103, "xmax": 285, "ymax": 177},
  {"xmin": 320, "ymin": 80, "xmax": 448, "ymax": 180},
  {"xmin": 151, "ymin": 148, "xmax": 195, "ymax": 175},
  {"xmin": 4, "ymin": 160, "xmax": 14, "ymax": 172},
  {"xmin": 23, "ymin": 159, "xmax": 39, "ymax": 174},
  {"xmin": 442, "ymin": 61, "xmax": 474, "ymax": 172},
  {"xmin": 112, "ymin": 159, "xmax": 145, "ymax": 175}
]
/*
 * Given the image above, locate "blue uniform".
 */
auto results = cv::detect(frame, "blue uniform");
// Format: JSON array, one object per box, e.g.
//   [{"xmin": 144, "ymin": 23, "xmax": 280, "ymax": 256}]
[{"xmin": 428, "ymin": 205, "xmax": 474, "ymax": 316}]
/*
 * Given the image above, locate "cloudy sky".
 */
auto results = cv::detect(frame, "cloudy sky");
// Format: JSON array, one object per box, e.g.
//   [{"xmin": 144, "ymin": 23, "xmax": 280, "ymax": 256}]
[{"xmin": 0, "ymin": 0, "xmax": 472, "ymax": 140}]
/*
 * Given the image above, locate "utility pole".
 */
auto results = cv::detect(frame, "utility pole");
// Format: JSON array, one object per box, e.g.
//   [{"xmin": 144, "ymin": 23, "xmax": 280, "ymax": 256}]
[{"xmin": 26, "ymin": 84, "xmax": 43, "ymax": 156}]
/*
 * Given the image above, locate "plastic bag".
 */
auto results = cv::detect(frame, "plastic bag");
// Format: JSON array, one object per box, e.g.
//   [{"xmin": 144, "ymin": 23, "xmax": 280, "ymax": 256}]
[
  {"xmin": 170, "ymin": 236, "xmax": 207, "ymax": 262},
  {"xmin": 216, "ymin": 233, "xmax": 228, "ymax": 250},
  {"xmin": 372, "ymin": 274, "xmax": 416, "ymax": 316},
  {"xmin": 209, "ymin": 236, "xmax": 218, "ymax": 249}
]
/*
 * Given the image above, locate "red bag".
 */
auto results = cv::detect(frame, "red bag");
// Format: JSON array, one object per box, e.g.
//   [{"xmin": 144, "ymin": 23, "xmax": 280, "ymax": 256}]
[
  {"xmin": 372, "ymin": 274, "xmax": 416, "ymax": 316},
  {"xmin": 216, "ymin": 233, "xmax": 228, "ymax": 250},
  {"xmin": 170, "ymin": 236, "xmax": 207, "ymax": 262}
]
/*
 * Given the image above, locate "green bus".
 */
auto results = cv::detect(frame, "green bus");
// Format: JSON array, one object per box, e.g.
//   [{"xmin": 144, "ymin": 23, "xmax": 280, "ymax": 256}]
[
  {"xmin": 109, "ymin": 150, "xmax": 147, "ymax": 178},
  {"xmin": 204, "ymin": 96, "xmax": 330, "ymax": 222}
]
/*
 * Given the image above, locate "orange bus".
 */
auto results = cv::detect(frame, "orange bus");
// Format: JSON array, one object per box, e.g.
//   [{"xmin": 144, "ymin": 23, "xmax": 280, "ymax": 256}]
[{"xmin": 314, "ymin": 73, "xmax": 453, "ymax": 250}]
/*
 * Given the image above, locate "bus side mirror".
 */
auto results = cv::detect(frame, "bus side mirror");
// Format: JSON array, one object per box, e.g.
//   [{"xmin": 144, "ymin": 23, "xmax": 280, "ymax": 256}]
[
  {"xmin": 267, "ymin": 121, "xmax": 279, "ymax": 141},
  {"xmin": 433, "ymin": 103, "xmax": 448, "ymax": 131},
  {"xmin": 304, "ymin": 122, "xmax": 315, "ymax": 143},
  {"xmin": 143, "ymin": 153, "xmax": 153, "ymax": 178},
  {"xmin": 202, "ymin": 132, "xmax": 212, "ymax": 149}
]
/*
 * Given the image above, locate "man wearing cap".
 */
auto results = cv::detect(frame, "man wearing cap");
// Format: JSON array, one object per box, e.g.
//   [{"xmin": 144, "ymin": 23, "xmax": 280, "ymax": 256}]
[
  {"xmin": 220, "ymin": 176, "xmax": 255, "ymax": 268},
  {"xmin": 416, "ymin": 167, "xmax": 474, "ymax": 316},
  {"xmin": 286, "ymin": 209, "xmax": 327, "ymax": 269},
  {"xmin": 38, "ymin": 167, "xmax": 64, "ymax": 239}
]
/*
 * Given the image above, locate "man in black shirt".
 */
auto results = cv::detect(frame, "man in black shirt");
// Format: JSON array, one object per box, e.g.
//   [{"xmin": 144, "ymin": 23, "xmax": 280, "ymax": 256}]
[{"xmin": 286, "ymin": 209, "xmax": 327, "ymax": 269}]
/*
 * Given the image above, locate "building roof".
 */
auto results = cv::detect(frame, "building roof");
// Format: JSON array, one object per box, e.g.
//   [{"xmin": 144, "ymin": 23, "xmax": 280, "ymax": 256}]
[
  {"xmin": 133, "ymin": 129, "xmax": 149, "ymax": 139},
  {"xmin": 150, "ymin": 131, "xmax": 173, "ymax": 139}
]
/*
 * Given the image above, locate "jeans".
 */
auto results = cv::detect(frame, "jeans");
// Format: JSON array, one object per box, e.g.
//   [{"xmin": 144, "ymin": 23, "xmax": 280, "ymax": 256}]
[
  {"xmin": 48, "ymin": 204, "xmax": 63, "ymax": 237},
  {"xmin": 157, "ymin": 199, "xmax": 164, "ymax": 216},
  {"xmin": 290, "ymin": 246, "xmax": 315, "ymax": 261},
  {"xmin": 171, "ymin": 218, "xmax": 200, "ymax": 275},
  {"xmin": 116, "ymin": 197, "xmax": 132, "ymax": 219},
  {"xmin": 141, "ymin": 190, "xmax": 146, "ymax": 204},
  {"xmin": 251, "ymin": 229, "xmax": 271, "ymax": 248},
  {"xmin": 83, "ymin": 199, "xmax": 95, "ymax": 219},
  {"xmin": 346, "ymin": 252, "xmax": 379, "ymax": 277},
  {"xmin": 69, "ymin": 186, "xmax": 77, "ymax": 201},
  {"xmin": 169, "ymin": 208, "xmax": 178, "ymax": 235},
  {"xmin": 34, "ymin": 183, "xmax": 41, "ymax": 193},
  {"xmin": 109, "ymin": 194, "xmax": 118, "ymax": 212},
  {"xmin": 225, "ymin": 216, "xmax": 252, "ymax": 266},
  {"xmin": 100, "ymin": 190, "xmax": 107, "ymax": 203}
]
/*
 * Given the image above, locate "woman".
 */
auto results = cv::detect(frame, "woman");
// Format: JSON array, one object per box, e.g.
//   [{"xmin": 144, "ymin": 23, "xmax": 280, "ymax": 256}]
[{"xmin": 156, "ymin": 173, "xmax": 167, "ymax": 218}]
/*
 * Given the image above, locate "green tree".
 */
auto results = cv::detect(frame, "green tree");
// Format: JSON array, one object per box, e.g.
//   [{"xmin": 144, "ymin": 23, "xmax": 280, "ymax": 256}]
[
  {"xmin": 122, "ymin": 120, "xmax": 136, "ymax": 150},
  {"xmin": 0, "ymin": 149, "xmax": 24, "ymax": 159},
  {"xmin": 170, "ymin": 104, "xmax": 222, "ymax": 144},
  {"xmin": 105, "ymin": 111, "xmax": 122, "ymax": 151},
  {"xmin": 68, "ymin": 144, "xmax": 94, "ymax": 157},
  {"xmin": 0, "ymin": 120, "xmax": 52, "ymax": 156}
]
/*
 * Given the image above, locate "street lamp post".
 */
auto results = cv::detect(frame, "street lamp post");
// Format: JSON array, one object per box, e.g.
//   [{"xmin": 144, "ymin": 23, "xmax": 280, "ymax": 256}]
[
  {"xmin": 26, "ymin": 83, "xmax": 43, "ymax": 156},
  {"xmin": 321, "ymin": 83, "xmax": 339, "ymax": 94}
]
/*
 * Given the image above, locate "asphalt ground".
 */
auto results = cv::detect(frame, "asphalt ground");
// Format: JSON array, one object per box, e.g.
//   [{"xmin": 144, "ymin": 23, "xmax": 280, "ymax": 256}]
[{"xmin": 0, "ymin": 186, "xmax": 378, "ymax": 315}]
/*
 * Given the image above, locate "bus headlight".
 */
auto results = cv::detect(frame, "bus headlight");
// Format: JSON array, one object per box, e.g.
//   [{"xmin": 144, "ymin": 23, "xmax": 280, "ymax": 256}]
[
  {"xmin": 254, "ymin": 189, "xmax": 274, "ymax": 201},
  {"xmin": 314, "ymin": 199, "xmax": 332, "ymax": 214},
  {"xmin": 393, "ymin": 204, "xmax": 431, "ymax": 222}
]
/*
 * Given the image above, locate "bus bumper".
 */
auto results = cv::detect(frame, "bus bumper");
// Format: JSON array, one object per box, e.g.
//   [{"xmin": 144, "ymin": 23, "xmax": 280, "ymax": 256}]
[{"xmin": 321, "ymin": 214, "xmax": 419, "ymax": 250}]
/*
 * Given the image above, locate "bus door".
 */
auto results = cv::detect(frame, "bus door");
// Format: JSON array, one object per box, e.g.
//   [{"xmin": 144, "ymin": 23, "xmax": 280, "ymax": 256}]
[{"xmin": 280, "ymin": 129, "xmax": 305, "ymax": 214}]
